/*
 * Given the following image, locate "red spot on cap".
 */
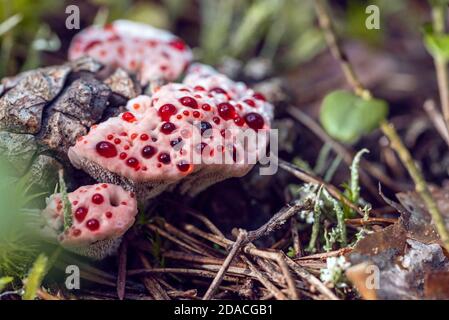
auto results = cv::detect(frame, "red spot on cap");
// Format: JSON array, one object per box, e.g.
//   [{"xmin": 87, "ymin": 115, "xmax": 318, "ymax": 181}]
[
  {"xmin": 86, "ymin": 219, "xmax": 100, "ymax": 231},
  {"xmin": 218, "ymin": 103, "xmax": 236, "ymax": 120},
  {"xmin": 210, "ymin": 87, "xmax": 227, "ymax": 95},
  {"xmin": 158, "ymin": 153, "xmax": 171, "ymax": 164},
  {"xmin": 142, "ymin": 145, "xmax": 157, "ymax": 159},
  {"xmin": 244, "ymin": 112, "xmax": 265, "ymax": 130},
  {"xmin": 75, "ymin": 207, "xmax": 88, "ymax": 223},
  {"xmin": 96, "ymin": 141, "xmax": 118, "ymax": 158},
  {"xmin": 122, "ymin": 112, "xmax": 136, "ymax": 122},
  {"xmin": 253, "ymin": 92, "xmax": 266, "ymax": 101},
  {"xmin": 92, "ymin": 193, "xmax": 104, "ymax": 205},
  {"xmin": 179, "ymin": 96, "xmax": 198, "ymax": 109},
  {"xmin": 169, "ymin": 39, "xmax": 187, "ymax": 51},
  {"xmin": 126, "ymin": 157, "xmax": 139, "ymax": 168},
  {"xmin": 244, "ymin": 99, "xmax": 256, "ymax": 107},
  {"xmin": 160, "ymin": 122, "xmax": 176, "ymax": 135},
  {"xmin": 177, "ymin": 161, "xmax": 192, "ymax": 173},
  {"xmin": 158, "ymin": 104, "xmax": 177, "ymax": 121}
]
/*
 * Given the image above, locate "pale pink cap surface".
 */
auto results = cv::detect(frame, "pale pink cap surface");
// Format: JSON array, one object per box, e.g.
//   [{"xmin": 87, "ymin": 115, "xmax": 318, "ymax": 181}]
[
  {"xmin": 41, "ymin": 183, "xmax": 137, "ymax": 248},
  {"xmin": 68, "ymin": 20, "xmax": 193, "ymax": 84}
]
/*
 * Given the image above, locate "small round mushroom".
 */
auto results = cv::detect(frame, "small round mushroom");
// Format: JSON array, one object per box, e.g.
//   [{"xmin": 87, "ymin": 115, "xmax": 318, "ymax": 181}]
[
  {"xmin": 40, "ymin": 183, "xmax": 137, "ymax": 259},
  {"xmin": 68, "ymin": 65, "xmax": 274, "ymax": 199},
  {"xmin": 68, "ymin": 20, "xmax": 193, "ymax": 85}
]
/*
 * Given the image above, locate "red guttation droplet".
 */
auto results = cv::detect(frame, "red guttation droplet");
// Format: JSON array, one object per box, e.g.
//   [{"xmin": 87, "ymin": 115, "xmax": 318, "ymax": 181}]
[
  {"xmin": 179, "ymin": 97, "xmax": 198, "ymax": 109},
  {"xmin": 234, "ymin": 116, "xmax": 244, "ymax": 126},
  {"xmin": 218, "ymin": 103, "xmax": 236, "ymax": 120},
  {"xmin": 86, "ymin": 219, "xmax": 100, "ymax": 231},
  {"xmin": 158, "ymin": 104, "xmax": 177, "ymax": 121},
  {"xmin": 244, "ymin": 99, "xmax": 256, "ymax": 107},
  {"xmin": 92, "ymin": 193, "xmax": 104, "ymax": 205},
  {"xmin": 96, "ymin": 141, "xmax": 118, "ymax": 158},
  {"xmin": 244, "ymin": 112, "xmax": 265, "ymax": 130},
  {"xmin": 158, "ymin": 153, "xmax": 171, "ymax": 164},
  {"xmin": 210, "ymin": 87, "xmax": 227, "ymax": 95},
  {"xmin": 122, "ymin": 112, "xmax": 136, "ymax": 122},
  {"xmin": 142, "ymin": 145, "xmax": 157, "ymax": 159},
  {"xmin": 126, "ymin": 157, "xmax": 139, "ymax": 168},
  {"xmin": 105, "ymin": 211, "xmax": 113, "ymax": 218},
  {"xmin": 169, "ymin": 39, "xmax": 186, "ymax": 51},
  {"xmin": 253, "ymin": 92, "xmax": 266, "ymax": 101},
  {"xmin": 177, "ymin": 161, "xmax": 192, "ymax": 172},
  {"xmin": 161, "ymin": 122, "xmax": 176, "ymax": 134},
  {"xmin": 74, "ymin": 207, "xmax": 88, "ymax": 223}
]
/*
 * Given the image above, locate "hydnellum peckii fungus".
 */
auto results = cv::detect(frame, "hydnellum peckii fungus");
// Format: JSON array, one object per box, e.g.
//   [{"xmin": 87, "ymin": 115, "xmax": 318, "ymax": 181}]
[
  {"xmin": 68, "ymin": 64, "xmax": 274, "ymax": 199},
  {"xmin": 41, "ymin": 183, "xmax": 137, "ymax": 259},
  {"xmin": 68, "ymin": 20, "xmax": 193, "ymax": 86},
  {"xmin": 0, "ymin": 21, "xmax": 275, "ymax": 259}
]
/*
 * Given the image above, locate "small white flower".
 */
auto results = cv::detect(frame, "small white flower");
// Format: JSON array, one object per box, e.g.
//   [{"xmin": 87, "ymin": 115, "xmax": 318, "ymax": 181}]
[{"xmin": 320, "ymin": 256, "xmax": 350, "ymax": 288}]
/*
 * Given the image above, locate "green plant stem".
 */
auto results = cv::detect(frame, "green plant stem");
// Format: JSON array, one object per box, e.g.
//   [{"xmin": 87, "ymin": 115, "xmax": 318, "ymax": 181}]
[
  {"xmin": 431, "ymin": 4, "xmax": 449, "ymax": 136},
  {"xmin": 313, "ymin": 0, "xmax": 370, "ymax": 100},
  {"xmin": 380, "ymin": 121, "xmax": 449, "ymax": 250},
  {"xmin": 307, "ymin": 186, "xmax": 323, "ymax": 252},
  {"xmin": 314, "ymin": 0, "xmax": 449, "ymax": 252}
]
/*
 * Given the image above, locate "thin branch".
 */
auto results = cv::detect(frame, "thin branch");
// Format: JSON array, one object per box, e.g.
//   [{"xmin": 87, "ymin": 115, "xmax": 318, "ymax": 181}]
[
  {"xmin": 283, "ymin": 253, "xmax": 339, "ymax": 300},
  {"xmin": 139, "ymin": 254, "xmax": 171, "ymax": 300},
  {"xmin": 128, "ymin": 268, "xmax": 241, "ymax": 282},
  {"xmin": 431, "ymin": 4, "xmax": 449, "ymax": 135},
  {"xmin": 245, "ymin": 200, "xmax": 312, "ymax": 244},
  {"xmin": 240, "ymin": 255, "xmax": 287, "ymax": 300},
  {"xmin": 380, "ymin": 122, "xmax": 449, "ymax": 251},
  {"xmin": 423, "ymin": 99, "xmax": 449, "ymax": 146},
  {"xmin": 203, "ymin": 230, "xmax": 247, "ymax": 300},
  {"xmin": 290, "ymin": 218, "xmax": 303, "ymax": 258},
  {"xmin": 117, "ymin": 237, "xmax": 128, "ymax": 300},
  {"xmin": 314, "ymin": 0, "xmax": 370, "ymax": 99}
]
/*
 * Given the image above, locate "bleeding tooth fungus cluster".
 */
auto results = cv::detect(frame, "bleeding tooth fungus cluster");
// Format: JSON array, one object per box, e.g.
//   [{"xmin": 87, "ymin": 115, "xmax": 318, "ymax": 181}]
[{"xmin": 40, "ymin": 21, "xmax": 274, "ymax": 259}]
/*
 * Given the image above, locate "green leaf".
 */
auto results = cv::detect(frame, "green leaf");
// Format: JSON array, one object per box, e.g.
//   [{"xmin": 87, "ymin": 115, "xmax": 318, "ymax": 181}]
[
  {"xmin": 320, "ymin": 90, "xmax": 388, "ymax": 144},
  {"xmin": 0, "ymin": 276, "xmax": 13, "ymax": 292},
  {"xmin": 423, "ymin": 24, "xmax": 449, "ymax": 61},
  {"xmin": 23, "ymin": 254, "xmax": 48, "ymax": 300}
]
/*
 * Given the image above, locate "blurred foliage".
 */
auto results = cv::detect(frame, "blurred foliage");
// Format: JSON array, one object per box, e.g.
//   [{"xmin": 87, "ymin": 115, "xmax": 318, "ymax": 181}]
[
  {"xmin": 0, "ymin": 156, "xmax": 49, "ymax": 278},
  {"xmin": 0, "ymin": 0, "xmax": 426, "ymax": 77},
  {"xmin": 22, "ymin": 253, "xmax": 48, "ymax": 300},
  {"xmin": 199, "ymin": 0, "xmax": 325, "ymax": 68},
  {"xmin": 0, "ymin": 0, "xmax": 63, "ymax": 76},
  {"xmin": 343, "ymin": 0, "xmax": 406, "ymax": 45}
]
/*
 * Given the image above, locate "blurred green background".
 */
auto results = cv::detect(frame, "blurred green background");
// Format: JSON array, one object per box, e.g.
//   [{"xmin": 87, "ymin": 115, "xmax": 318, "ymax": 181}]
[{"xmin": 0, "ymin": 0, "xmax": 424, "ymax": 78}]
